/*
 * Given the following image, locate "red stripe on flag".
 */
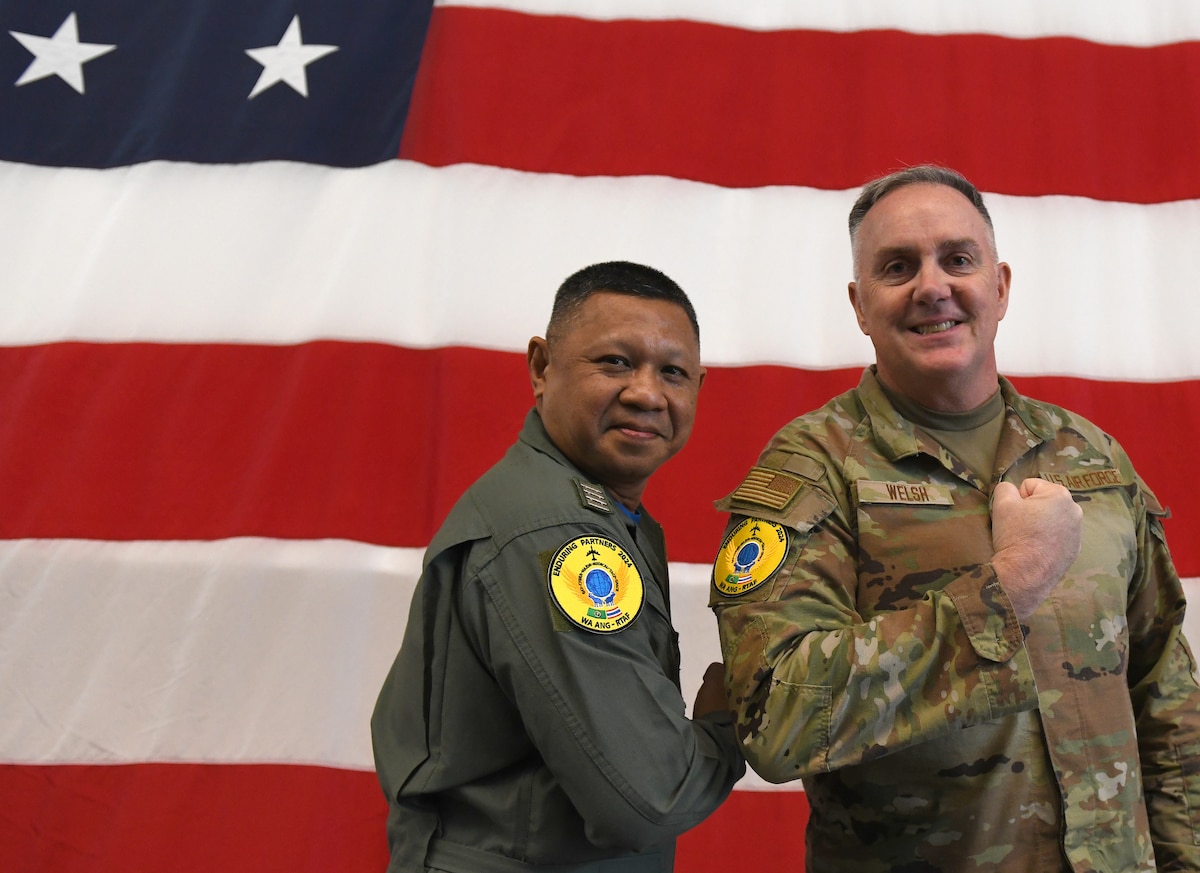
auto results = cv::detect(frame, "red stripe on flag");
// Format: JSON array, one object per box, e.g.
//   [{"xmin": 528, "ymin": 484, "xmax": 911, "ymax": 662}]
[
  {"xmin": 400, "ymin": 7, "xmax": 1200, "ymax": 202},
  {"xmin": 0, "ymin": 342, "xmax": 528, "ymax": 547},
  {"xmin": 1, "ymin": 342, "xmax": 1196, "ymax": 573},
  {"xmin": 0, "ymin": 764, "xmax": 388, "ymax": 873},
  {"xmin": 0, "ymin": 763, "xmax": 806, "ymax": 873},
  {"xmin": 680, "ymin": 789, "xmax": 810, "ymax": 871}
]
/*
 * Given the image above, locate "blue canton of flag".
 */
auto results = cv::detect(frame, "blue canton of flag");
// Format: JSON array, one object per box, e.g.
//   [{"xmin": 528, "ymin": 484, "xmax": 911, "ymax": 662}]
[{"xmin": 1, "ymin": 1, "xmax": 434, "ymax": 167}]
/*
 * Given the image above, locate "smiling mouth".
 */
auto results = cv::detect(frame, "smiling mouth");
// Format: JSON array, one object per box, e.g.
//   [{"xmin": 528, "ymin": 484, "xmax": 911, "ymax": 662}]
[
  {"xmin": 616, "ymin": 424, "xmax": 662, "ymax": 440},
  {"xmin": 912, "ymin": 320, "xmax": 958, "ymax": 335}
]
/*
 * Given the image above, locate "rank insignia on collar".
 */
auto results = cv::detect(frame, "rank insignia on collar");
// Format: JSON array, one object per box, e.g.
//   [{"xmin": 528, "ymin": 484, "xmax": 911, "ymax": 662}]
[
  {"xmin": 712, "ymin": 518, "xmax": 788, "ymax": 597},
  {"xmin": 547, "ymin": 535, "xmax": 643, "ymax": 633},
  {"xmin": 573, "ymin": 478, "xmax": 613, "ymax": 513}
]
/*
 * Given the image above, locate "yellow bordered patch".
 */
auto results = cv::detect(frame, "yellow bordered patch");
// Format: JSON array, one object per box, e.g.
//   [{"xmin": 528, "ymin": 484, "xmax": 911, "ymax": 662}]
[
  {"xmin": 547, "ymin": 535, "xmax": 644, "ymax": 633},
  {"xmin": 712, "ymin": 518, "xmax": 788, "ymax": 597}
]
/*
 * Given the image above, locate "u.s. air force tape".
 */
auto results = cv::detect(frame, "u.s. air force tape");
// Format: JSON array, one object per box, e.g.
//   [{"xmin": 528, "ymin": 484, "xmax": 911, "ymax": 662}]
[
  {"xmin": 547, "ymin": 535, "xmax": 643, "ymax": 633},
  {"xmin": 712, "ymin": 518, "xmax": 788, "ymax": 596}
]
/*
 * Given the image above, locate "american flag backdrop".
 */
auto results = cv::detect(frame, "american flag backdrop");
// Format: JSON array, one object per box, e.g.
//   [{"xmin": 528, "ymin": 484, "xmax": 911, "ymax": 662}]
[{"xmin": 3, "ymin": 1, "xmax": 1200, "ymax": 870}]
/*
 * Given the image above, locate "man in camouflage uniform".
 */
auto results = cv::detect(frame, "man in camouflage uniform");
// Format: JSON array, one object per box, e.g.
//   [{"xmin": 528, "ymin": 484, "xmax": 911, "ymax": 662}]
[
  {"xmin": 709, "ymin": 165, "xmax": 1200, "ymax": 871},
  {"xmin": 373, "ymin": 261, "xmax": 744, "ymax": 872}
]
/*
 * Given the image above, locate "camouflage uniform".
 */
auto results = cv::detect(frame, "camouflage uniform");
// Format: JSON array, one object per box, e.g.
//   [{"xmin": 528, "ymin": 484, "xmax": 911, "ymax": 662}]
[
  {"xmin": 374, "ymin": 410, "xmax": 744, "ymax": 873},
  {"xmin": 710, "ymin": 368, "xmax": 1200, "ymax": 872}
]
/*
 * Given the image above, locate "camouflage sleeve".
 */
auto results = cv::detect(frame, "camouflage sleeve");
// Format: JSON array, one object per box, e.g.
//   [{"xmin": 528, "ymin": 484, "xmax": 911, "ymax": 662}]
[
  {"xmin": 1124, "ymin": 480, "xmax": 1200, "ymax": 869},
  {"xmin": 709, "ymin": 458, "xmax": 1039, "ymax": 785}
]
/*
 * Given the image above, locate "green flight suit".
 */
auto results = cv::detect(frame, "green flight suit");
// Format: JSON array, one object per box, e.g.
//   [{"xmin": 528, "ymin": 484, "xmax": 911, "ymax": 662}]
[{"xmin": 373, "ymin": 410, "xmax": 744, "ymax": 872}]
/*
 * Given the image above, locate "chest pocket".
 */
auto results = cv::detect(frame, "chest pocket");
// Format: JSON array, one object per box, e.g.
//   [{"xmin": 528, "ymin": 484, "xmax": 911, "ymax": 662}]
[
  {"xmin": 1036, "ymin": 466, "xmax": 1138, "ymax": 630},
  {"xmin": 853, "ymin": 474, "xmax": 990, "ymax": 617}
]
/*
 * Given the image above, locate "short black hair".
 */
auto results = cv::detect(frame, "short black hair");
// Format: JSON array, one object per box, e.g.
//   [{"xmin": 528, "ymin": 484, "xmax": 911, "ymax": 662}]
[{"xmin": 547, "ymin": 261, "xmax": 700, "ymax": 350}]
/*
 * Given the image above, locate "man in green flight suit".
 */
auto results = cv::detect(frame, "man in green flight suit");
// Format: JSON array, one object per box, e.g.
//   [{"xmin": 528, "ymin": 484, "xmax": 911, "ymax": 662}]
[
  {"xmin": 373, "ymin": 261, "xmax": 745, "ymax": 872},
  {"xmin": 710, "ymin": 165, "xmax": 1200, "ymax": 871}
]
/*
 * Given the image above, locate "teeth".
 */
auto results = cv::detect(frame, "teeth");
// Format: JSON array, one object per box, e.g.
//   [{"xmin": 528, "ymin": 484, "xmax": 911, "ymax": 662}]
[{"xmin": 914, "ymin": 321, "xmax": 956, "ymax": 335}]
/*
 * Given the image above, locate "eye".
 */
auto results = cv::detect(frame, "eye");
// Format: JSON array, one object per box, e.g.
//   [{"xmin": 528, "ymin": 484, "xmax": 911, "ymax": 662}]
[
  {"xmin": 599, "ymin": 355, "xmax": 630, "ymax": 368},
  {"xmin": 944, "ymin": 253, "xmax": 974, "ymax": 272},
  {"xmin": 880, "ymin": 259, "xmax": 914, "ymax": 281},
  {"xmin": 661, "ymin": 365, "xmax": 688, "ymax": 380}
]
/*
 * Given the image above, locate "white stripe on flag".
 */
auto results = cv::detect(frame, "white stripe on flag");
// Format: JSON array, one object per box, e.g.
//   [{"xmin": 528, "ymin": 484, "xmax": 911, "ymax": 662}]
[
  {"xmin": 436, "ymin": 0, "xmax": 1200, "ymax": 46},
  {"xmin": 2, "ymin": 159, "xmax": 1198, "ymax": 380},
  {"xmin": 1, "ymin": 538, "xmax": 416, "ymax": 770},
  {"xmin": 4, "ymin": 537, "xmax": 1197, "ymax": 793}
]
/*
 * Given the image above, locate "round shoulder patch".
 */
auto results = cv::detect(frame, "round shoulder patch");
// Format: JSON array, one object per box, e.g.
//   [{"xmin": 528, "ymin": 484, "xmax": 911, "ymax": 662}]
[
  {"xmin": 713, "ymin": 519, "xmax": 789, "ymax": 597},
  {"xmin": 547, "ymin": 535, "xmax": 644, "ymax": 633}
]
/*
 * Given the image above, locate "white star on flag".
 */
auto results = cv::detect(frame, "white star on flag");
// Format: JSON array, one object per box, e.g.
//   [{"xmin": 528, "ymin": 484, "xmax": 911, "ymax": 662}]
[
  {"xmin": 9, "ymin": 12, "xmax": 116, "ymax": 94},
  {"xmin": 245, "ymin": 15, "xmax": 338, "ymax": 99}
]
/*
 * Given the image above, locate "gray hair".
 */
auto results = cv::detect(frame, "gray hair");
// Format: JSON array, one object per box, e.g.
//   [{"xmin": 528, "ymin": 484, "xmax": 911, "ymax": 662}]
[{"xmin": 848, "ymin": 165, "xmax": 996, "ymax": 276}]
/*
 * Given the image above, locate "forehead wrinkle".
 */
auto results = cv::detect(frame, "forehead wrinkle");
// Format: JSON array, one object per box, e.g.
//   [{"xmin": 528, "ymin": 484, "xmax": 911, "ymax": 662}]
[
  {"xmin": 852, "ymin": 186, "xmax": 999, "ymax": 277},
  {"xmin": 591, "ymin": 334, "xmax": 699, "ymax": 372},
  {"xmin": 867, "ymin": 235, "xmax": 989, "ymax": 268},
  {"xmin": 557, "ymin": 307, "xmax": 700, "ymax": 366}
]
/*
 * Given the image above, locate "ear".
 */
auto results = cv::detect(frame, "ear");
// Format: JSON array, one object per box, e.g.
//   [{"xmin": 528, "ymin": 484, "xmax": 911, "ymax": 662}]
[
  {"xmin": 995, "ymin": 262, "xmax": 1012, "ymax": 321},
  {"xmin": 528, "ymin": 336, "xmax": 550, "ymax": 406},
  {"xmin": 848, "ymin": 281, "xmax": 869, "ymax": 335}
]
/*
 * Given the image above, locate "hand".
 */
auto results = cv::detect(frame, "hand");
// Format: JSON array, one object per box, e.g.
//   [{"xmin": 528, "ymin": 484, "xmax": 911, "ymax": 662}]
[
  {"xmin": 692, "ymin": 662, "xmax": 730, "ymax": 719},
  {"xmin": 990, "ymin": 478, "xmax": 1083, "ymax": 621}
]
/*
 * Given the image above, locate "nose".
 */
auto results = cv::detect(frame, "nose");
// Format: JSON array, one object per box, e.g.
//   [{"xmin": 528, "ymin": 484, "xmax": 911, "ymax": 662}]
[
  {"xmin": 621, "ymin": 366, "xmax": 668, "ymax": 410},
  {"xmin": 912, "ymin": 258, "xmax": 951, "ymax": 305}
]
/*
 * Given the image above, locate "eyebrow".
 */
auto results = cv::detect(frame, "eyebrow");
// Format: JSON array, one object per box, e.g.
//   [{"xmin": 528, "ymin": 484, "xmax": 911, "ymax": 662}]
[
  {"xmin": 872, "ymin": 237, "xmax": 985, "ymax": 262},
  {"xmin": 938, "ymin": 237, "xmax": 985, "ymax": 255}
]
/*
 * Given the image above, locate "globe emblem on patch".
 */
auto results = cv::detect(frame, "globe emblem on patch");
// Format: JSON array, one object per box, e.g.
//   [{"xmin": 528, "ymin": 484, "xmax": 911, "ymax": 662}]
[
  {"xmin": 547, "ymin": 535, "xmax": 643, "ymax": 633},
  {"xmin": 734, "ymin": 539, "xmax": 762, "ymax": 574},
  {"xmin": 584, "ymin": 566, "xmax": 616, "ymax": 607},
  {"xmin": 713, "ymin": 518, "xmax": 788, "ymax": 597}
]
